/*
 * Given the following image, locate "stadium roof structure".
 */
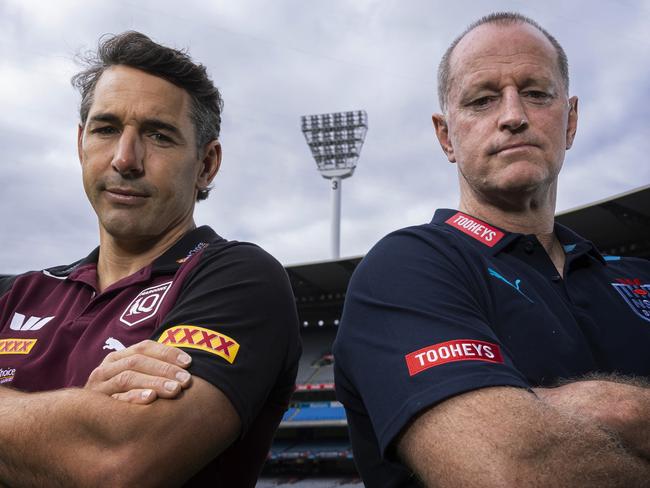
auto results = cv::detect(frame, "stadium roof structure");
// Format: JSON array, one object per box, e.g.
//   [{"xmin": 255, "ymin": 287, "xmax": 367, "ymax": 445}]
[
  {"xmin": 556, "ymin": 184, "xmax": 650, "ymax": 258},
  {"xmin": 285, "ymin": 256, "xmax": 363, "ymax": 327}
]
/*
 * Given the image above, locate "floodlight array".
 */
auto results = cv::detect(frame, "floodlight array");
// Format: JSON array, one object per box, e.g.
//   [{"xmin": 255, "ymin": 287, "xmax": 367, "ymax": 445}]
[{"xmin": 301, "ymin": 110, "xmax": 368, "ymax": 178}]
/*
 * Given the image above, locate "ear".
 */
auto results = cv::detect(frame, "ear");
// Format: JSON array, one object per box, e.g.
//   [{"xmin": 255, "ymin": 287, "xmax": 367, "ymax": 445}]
[
  {"xmin": 77, "ymin": 124, "xmax": 84, "ymax": 165},
  {"xmin": 565, "ymin": 96, "xmax": 578, "ymax": 150},
  {"xmin": 196, "ymin": 140, "xmax": 222, "ymax": 191},
  {"xmin": 432, "ymin": 113, "xmax": 456, "ymax": 163}
]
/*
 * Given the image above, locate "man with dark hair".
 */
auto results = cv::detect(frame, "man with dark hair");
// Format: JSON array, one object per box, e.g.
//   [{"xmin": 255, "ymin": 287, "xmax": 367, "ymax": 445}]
[
  {"xmin": 334, "ymin": 12, "xmax": 650, "ymax": 487},
  {"xmin": 0, "ymin": 31, "xmax": 300, "ymax": 486}
]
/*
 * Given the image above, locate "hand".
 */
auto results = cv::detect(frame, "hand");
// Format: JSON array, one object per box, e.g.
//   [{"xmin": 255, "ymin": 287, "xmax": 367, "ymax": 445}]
[{"xmin": 85, "ymin": 339, "xmax": 193, "ymax": 404}]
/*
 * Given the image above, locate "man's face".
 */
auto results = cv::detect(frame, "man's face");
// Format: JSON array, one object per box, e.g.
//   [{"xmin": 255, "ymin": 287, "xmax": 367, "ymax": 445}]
[
  {"xmin": 433, "ymin": 23, "xmax": 578, "ymax": 201},
  {"xmin": 78, "ymin": 65, "xmax": 219, "ymax": 242}
]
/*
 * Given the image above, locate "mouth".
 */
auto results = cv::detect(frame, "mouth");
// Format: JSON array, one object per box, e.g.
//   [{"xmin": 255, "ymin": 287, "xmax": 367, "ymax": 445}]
[
  {"xmin": 103, "ymin": 187, "xmax": 150, "ymax": 203},
  {"xmin": 491, "ymin": 143, "xmax": 538, "ymax": 155}
]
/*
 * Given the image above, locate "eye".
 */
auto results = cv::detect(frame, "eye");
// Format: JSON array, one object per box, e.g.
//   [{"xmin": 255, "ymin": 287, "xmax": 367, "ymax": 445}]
[
  {"xmin": 149, "ymin": 132, "xmax": 174, "ymax": 145},
  {"xmin": 90, "ymin": 126, "xmax": 118, "ymax": 136},
  {"xmin": 467, "ymin": 96, "xmax": 497, "ymax": 110},
  {"xmin": 522, "ymin": 90, "xmax": 553, "ymax": 104}
]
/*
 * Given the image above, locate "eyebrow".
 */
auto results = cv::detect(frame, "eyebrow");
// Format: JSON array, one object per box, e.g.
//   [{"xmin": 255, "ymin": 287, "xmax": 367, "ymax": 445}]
[{"xmin": 88, "ymin": 113, "xmax": 186, "ymax": 143}]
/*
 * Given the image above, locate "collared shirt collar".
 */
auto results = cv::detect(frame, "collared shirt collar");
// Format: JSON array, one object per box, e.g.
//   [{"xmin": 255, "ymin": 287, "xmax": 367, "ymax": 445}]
[
  {"xmin": 51, "ymin": 226, "xmax": 221, "ymax": 283},
  {"xmin": 432, "ymin": 208, "xmax": 605, "ymax": 263}
]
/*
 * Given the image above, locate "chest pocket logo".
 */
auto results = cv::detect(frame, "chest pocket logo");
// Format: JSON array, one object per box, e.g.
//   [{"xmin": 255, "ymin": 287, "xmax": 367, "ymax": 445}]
[
  {"xmin": 120, "ymin": 281, "xmax": 173, "ymax": 327},
  {"xmin": 611, "ymin": 282, "xmax": 650, "ymax": 323}
]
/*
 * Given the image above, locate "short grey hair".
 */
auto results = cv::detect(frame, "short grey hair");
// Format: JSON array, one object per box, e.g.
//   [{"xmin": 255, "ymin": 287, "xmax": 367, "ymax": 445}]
[{"xmin": 437, "ymin": 12, "xmax": 569, "ymax": 112}]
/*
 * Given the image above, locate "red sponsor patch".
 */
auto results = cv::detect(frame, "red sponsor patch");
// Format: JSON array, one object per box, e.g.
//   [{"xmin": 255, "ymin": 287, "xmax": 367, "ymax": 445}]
[
  {"xmin": 445, "ymin": 212, "xmax": 504, "ymax": 247},
  {"xmin": 405, "ymin": 339, "xmax": 504, "ymax": 376}
]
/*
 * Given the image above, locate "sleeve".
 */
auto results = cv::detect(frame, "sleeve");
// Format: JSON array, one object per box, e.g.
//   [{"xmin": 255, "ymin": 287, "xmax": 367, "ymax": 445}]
[
  {"xmin": 151, "ymin": 243, "xmax": 301, "ymax": 434},
  {"xmin": 333, "ymin": 228, "xmax": 530, "ymax": 458}
]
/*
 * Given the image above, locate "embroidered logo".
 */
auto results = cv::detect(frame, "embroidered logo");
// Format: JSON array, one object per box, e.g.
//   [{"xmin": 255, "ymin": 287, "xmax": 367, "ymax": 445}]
[
  {"xmin": 405, "ymin": 339, "xmax": 504, "ymax": 376},
  {"xmin": 9, "ymin": 313, "xmax": 55, "ymax": 331},
  {"xmin": 445, "ymin": 212, "xmax": 505, "ymax": 247},
  {"xmin": 120, "ymin": 281, "xmax": 173, "ymax": 327},
  {"xmin": 176, "ymin": 242, "xmax": 209, "ymax": 264},
  {"xmin": 0, "ymin": 339, "xmax": 37, "ymax": 355},
  {"xmin": 611, "ymin": 278, "xmax": 650, "ymax": 322},
  {"xmin": 103, "ymin": 337, "xmax": 126, "ymax": 351},
  {"xmin": 488, "ymin": 268, "xmax": 534, "ymax": 303},
  {"xmin": 158, "ymin": 325, "xmax": 239, "ymax": 364},
  {"xmin": 0, "ymin": 367, "xmax": 16, "ymax": 384}
]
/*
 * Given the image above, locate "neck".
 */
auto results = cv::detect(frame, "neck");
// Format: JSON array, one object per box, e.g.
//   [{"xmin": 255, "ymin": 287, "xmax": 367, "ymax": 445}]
[
  {"xmin": 458, "ymin": 178, "xmax": 557, "ymax": 236},
  {"xmin": 459, "ymin": 182, "xmax": 565, "ymax": 276},
  {"xmin": 96, "ymin": 221, "xmax": 195, "ymax": 292}
]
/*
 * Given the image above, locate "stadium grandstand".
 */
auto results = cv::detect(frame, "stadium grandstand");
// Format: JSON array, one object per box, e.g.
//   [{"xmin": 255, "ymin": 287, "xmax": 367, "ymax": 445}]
[{"xmin": 259, "ymin": 184, "xmax": 650, "ymax": 485}]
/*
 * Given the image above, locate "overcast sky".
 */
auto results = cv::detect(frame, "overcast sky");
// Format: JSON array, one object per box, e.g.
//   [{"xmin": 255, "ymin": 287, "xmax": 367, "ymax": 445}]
[{"xmin": 1, "ymin": 0, "xmax": 648, "ymax": 273}]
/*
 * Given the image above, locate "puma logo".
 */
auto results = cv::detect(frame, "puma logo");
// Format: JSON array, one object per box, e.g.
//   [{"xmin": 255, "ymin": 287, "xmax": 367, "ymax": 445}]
[{"xmin": 103, "ymin": 337, "xmax": 126, "ymax": 351}]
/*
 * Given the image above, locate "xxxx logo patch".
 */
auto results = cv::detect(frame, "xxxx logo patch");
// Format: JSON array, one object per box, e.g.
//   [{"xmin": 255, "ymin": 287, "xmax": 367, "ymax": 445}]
[
  {"xmin": 158, "ymin": 325, "xmax": 239, "ymax": 364},
  {"xmin": 0, "ymin": 338, "xmax": 37, "ymax": 355}
]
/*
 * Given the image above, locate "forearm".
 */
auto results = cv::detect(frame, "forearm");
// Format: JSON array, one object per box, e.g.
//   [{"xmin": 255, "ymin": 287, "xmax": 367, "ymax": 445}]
[
  {"xmin": 0, "ymin": 379, "xmax": 238, "ymax": 487},
  {"xmin": 0, "ymin": 387, "xmax": 138, "ymax": 487},
  {"xmin": 535, "ymin": 375, "xmax": 650, "ymax": 459},
  {"xmin": 399, "ymin": 386, "xmax": 650, "ymax": 488}
]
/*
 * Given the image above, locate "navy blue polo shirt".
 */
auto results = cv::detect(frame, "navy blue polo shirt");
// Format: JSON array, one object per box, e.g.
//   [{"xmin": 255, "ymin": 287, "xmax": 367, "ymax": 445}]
[{"xmin": 333, "ymin": 209, "xmax": 650, "ymax": 486}]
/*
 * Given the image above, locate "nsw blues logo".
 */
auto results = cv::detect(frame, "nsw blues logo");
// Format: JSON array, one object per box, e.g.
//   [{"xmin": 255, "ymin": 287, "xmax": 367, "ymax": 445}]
[{"xmin": 611, "ymin": 278, "xmax": 650, "ymax": 323}]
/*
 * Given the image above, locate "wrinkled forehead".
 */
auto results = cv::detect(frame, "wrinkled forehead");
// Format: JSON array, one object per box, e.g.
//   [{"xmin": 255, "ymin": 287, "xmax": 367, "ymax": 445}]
[{"xmin": 449, "ymin": 22, "xmax": 563, "ymax": 90}]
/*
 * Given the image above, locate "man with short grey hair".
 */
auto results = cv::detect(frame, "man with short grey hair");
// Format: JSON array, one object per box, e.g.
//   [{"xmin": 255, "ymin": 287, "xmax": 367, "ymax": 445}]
[{"xmin": 334, "ymin": 12, "xmax": 650, "ymax": 486}]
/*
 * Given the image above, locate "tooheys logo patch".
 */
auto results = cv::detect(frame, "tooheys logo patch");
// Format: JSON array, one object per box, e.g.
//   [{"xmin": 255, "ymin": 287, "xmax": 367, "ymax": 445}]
[
  {"xmin": 120, "ymin": 281, "xmax": 173, "ymax": 327},
  {"xmin": 405, "ymin": 339, "xmax": 504, "ymax": 376},
  {"xmin": 445, "ymin": 212, "xmax": 504, "ymax": 247},
  {"xmin": 158, "ymin": 325, "xmax": 239, "ymax": 364},
  {"xmin": 611, "ymin": 278, "xmax": 650, "ymax": 322}
]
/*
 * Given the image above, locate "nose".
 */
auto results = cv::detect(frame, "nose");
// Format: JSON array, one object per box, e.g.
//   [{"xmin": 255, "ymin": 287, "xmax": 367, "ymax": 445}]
[
  {"xmin": 111, "ymin": 128, "xmax": 144, "ymax": 177},
  {"xmin": 498, "ymin": 90, "xmax": 528, "ymax": 133}
]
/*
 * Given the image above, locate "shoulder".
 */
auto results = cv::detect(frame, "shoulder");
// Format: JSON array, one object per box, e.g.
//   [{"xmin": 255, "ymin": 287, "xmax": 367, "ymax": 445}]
[
  {"xmin": 0, "ymin": 259, "xmax": 80, "ymax": 297},
  {"xmin": 195, "ymin": 239, "xmax": 289, "ymax": 284},
  {"xmin": 351, "ymin": 221, "xmax": 477, "ymax": 288},
  {"xmin": 0, "ymin": 274, "xmax": 19, "ymax": 297},
  {"xmin": 601, "ymin": 255, "xmax": 650, "ymax": 272}
]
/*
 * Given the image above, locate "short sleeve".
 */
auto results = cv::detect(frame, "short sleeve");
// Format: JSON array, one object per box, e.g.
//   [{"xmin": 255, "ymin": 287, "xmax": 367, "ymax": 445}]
[
  {"xmin": 152, "ymin": 243, "xmax": 301, "ymax": 434},
  {"xmin": 333, "ymin": 228, "xmax": 530, "ymax": 457}
]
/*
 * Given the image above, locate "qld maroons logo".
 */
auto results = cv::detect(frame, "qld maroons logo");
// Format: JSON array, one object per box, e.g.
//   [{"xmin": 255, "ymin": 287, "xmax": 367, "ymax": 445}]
[
  {"xmin": 611, "ymin": 278, "xmax": 650, "ymax": 323},
  {"xmin": 120, "ymin": 281, "xmax": 173, "ymax": 327}
]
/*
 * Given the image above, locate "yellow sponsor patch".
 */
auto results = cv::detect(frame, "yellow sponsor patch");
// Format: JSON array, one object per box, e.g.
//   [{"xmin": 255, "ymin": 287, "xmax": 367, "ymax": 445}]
[
  {"xmin": 158, "ymin": 325, "xmax": 239, "ymax": 364},
  {"xmin": 0, "ymin": 338, "xmax": 37, "ymax": 355}
]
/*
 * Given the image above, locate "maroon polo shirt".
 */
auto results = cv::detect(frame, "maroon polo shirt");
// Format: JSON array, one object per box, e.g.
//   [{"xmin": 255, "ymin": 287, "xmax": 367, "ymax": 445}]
[{"xmin": 0, "ymin": 226, "xmax": 301, "ymax": 486}]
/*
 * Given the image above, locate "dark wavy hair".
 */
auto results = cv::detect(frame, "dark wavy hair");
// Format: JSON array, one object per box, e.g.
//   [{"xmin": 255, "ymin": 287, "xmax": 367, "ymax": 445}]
[{"xmin": 71, "ymin": 31, "xmax": 223, "ymax": 201}]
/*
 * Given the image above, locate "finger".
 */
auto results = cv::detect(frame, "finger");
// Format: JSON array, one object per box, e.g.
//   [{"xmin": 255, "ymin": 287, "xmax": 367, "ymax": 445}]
[
  {"xmin": 111, "ymin": 389, "xmax": 157, "ymax": 405},
  {"xmin": 109, "ymin": 370, "xmax": 186, "ymax": 398},
  {"xmin": 104, "ymin": 340, "xmax": 192, "ymax": 368},
  {"xmin": 89, "ymin": 354, "xmax": 193, "ymax": 387}
]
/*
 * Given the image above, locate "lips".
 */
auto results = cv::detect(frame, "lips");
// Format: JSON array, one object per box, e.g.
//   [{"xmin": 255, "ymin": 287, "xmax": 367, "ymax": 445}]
[
  {"xmin": 490, "ymin": 142, "xmax": 539, "ymax": 155},
  {"xmin": 105, "ymin": 187, "xmax": 150, "ymax": 198}
]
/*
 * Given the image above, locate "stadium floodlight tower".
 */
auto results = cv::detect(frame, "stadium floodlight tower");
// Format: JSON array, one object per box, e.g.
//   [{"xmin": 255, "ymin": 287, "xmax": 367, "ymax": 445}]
[{"xmin": 301, "ymin": 110, "xmax": 368, "ymax": 259}]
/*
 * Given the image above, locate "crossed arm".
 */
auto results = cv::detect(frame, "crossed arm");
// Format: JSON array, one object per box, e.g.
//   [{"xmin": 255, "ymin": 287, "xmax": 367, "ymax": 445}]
[
  {"xmin": 398, "ymin": 377, "xmax": 650, "ymax": 487},
  {"xmin": 0, "ymin": 341, "xmax": 240, "ymax": 487}
]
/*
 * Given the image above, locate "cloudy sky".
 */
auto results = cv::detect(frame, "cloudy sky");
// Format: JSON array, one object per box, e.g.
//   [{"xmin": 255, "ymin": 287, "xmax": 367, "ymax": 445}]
[{"xmin": 1, "ymin": 0, "xmax": 648, "ymax": 273}]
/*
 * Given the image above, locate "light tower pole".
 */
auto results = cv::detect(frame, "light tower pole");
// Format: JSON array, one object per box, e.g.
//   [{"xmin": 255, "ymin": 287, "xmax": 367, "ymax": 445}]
[{"xmin": 301, "ymin": 110, "xmax": 368, "ymax": 259}]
